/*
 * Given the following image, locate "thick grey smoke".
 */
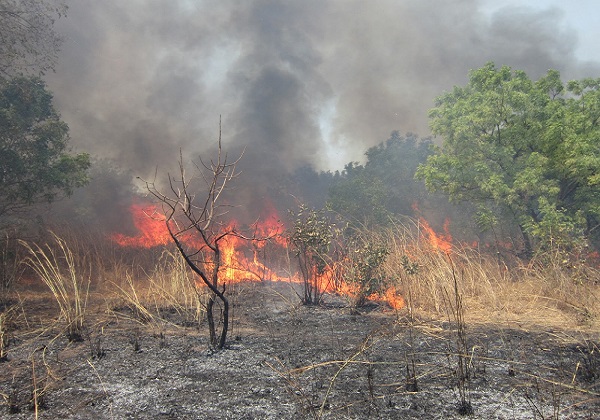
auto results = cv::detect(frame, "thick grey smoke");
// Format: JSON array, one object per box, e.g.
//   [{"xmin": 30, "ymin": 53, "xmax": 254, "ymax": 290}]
[{"xmin": 45, "ymin": 0, "xmax": 598, "ymax": 224}]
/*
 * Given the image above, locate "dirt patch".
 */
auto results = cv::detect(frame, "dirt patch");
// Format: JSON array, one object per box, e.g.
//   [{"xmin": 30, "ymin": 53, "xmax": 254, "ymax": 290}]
[{"xmin": 1, "ymin": 281, "xmax": 599, "ymax": 419}]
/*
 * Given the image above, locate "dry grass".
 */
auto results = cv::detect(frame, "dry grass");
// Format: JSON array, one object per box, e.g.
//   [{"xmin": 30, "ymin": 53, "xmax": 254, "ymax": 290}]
[
  {"xmin": 146, "ymin": 249, "xmax": 205, "ymax": 323},
  {"xmin": 108, "ymin": 248, "xmax": 207, "ymax": 330},
  {"xmin": 10, "ymin": 221, "xmax": 600, "ymax": 339},
  {"xmin": 374, "ymin": 219, "xmax": 600, "ymax": 329},
  {"xmin": 19, "ymin": 232, "xmax": 91, "ymax": 342}
]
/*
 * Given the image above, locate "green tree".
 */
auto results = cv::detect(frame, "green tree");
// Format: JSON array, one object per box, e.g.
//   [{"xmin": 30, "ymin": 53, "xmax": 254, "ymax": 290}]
[
  {"xmin": 363, "ymin": 131, "xmax": 433, "ymax": 215},
  {"xmin": 0, "ymin": 76, "xmax": 90, "ymax": 220},
  {"xmin": 328, "ymin": 132, "xmax": 438, "ymax": 226},
  {"xmin": 416, "ymin": 62, "xmax": 600, "ymax": 254},
  {"xmin": 328, "ymin": 161, "xmax": 389, "ymax": 225}
]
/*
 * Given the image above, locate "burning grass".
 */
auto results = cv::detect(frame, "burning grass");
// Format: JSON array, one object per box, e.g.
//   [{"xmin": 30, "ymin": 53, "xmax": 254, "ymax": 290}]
[
  {"xmin": 374, "ymin": 219, "xmax": 600, "ymax": 328},
  {"xmin": 1, "ymin": 216, "xmax": 599, "ymax": 417}
]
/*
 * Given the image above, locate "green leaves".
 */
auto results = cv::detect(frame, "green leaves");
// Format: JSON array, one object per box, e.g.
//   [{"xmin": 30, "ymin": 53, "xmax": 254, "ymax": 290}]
[
  {"xmin": 0, "ymin": 76, "xmax": 90, "ymax": 219},
  {"xmin": 328, "ymin": 132, "xmax": 433, "ymax": 224},
  {"xmin": 417, "ymin": 62, "xmax": 600, "ymax": 253},
  {"xmin": 290, "ymin": 204, "xmax": 333, "ymax": 268}
]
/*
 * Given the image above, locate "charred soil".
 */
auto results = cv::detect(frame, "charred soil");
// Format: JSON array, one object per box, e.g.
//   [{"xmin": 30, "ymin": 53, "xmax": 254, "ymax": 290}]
[{"xmin": 1, "ymin": 281, "xmax": 599, "ymax": 419}]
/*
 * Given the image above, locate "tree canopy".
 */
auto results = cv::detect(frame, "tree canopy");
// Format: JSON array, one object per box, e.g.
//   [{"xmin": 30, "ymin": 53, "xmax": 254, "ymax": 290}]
[
  {"xmin": 0, "ymin": 76, "xmax": 90, "ymax": 220},
  {"xmin": 416, "ymin": 62, "xmax": 600, "ymax": 253},
  {"xmin": 328, "ymin": 131, "xmax": 433, "ymax": 225}
]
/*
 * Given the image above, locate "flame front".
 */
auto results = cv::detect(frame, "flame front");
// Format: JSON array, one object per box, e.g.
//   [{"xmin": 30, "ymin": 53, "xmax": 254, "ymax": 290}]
[
  {"xmin": 110, "ymin": 204, "xmax": 171, "ymax": 248},
  {"xmin": 218, "ymin": 227, "xmax": 291, "ymax": 284},
  {"xmin": 418, "ymin": 217, "xmax": 452, "ymax": 253},
  {"xmin": 111, "ymin": 202, "xmax": 406, "ymax": 310}
]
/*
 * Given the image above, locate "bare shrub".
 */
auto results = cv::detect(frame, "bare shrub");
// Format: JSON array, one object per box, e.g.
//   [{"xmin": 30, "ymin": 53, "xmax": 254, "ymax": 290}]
[{"xmin": 143, "ymin": 124, "xmax": 252, "ymax": 349}]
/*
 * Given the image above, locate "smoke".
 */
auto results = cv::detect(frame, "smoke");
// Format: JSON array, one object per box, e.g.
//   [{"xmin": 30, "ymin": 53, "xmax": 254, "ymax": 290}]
[{"xmin": 43, "ymin": 0, "xmax": 598, "ymax": 227}]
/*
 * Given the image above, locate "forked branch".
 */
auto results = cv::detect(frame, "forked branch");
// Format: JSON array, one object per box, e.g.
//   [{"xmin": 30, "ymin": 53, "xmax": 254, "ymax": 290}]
[{"xmin": 141, "ymin": 121, "xmax": 242, "ymax": 349}]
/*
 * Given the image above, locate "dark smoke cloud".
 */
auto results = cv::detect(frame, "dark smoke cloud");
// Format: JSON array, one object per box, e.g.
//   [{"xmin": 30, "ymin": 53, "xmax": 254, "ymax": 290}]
[{"xmin": 44, "ymin": 0, "xmax": 599, "ymax": 225}]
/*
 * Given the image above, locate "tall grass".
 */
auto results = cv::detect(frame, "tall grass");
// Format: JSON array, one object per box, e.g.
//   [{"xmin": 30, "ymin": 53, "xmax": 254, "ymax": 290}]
[
  {"xmin": 379, "ymin": 218, "xmax": 600, "ymax": 325},
  {"xmin": 20, "ymin": 232, "xmax": 91, "ymax": 341},
  {"xmin": 111, "ymin": 249, "xmax": 205, "ymax": 327},
  {"xmin": 147, "ymin": 249, "xmax": 205, "ymax": 323}
]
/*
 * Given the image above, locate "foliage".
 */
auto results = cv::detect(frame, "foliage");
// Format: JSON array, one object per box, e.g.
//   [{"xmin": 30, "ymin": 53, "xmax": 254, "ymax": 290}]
[
  {"xmin": 0, "ymin": 76, "xmax": 90, "ymax": 221},
  {"xmin": 0, "ymin": 0, "xmax": 67, "ymax": 77},
  {"xmin": 328, "ymin": 162, "xmax": 389, "ymax": 225},
  {"xmin": 345, "ymin": 235, "xmax": 390, "ymax": 307},
  {"xmin": 400, "ymin": 254, "xmax": 419, "ymax": 276},
  {"xmin": 328, "ymin": 131, "xmax": 434, "ymax": 225},
  {"xmin": 416, "ymin": 62, "xmax": 600, "ymax": 254},
  {"xmin": 289, "ymin": 204, "xmax": 334, "ymax": 305},
  {"xmin": 283, "ymin": 165, "xmax": 339, "ymax": 210}
]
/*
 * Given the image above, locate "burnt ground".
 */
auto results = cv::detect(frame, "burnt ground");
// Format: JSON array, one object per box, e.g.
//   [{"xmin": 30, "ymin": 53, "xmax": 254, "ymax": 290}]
[{"xmin": 1, "ymin": 281, "xmax": 599, "ymax": 419}]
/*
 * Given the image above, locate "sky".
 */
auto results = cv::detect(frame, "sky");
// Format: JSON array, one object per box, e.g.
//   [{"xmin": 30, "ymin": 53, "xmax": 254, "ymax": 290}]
[
  {"xmin": 482, "ymin": 0, "xmax": 600, "ymax": 62},
  {"xmin": 46, "ymin": 0, "xmax": 600, "ymax": 187}
]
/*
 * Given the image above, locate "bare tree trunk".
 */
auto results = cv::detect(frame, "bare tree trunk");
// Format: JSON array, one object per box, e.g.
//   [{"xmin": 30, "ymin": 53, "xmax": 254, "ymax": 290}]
[{"xmin": 143, "ymin": 121, "xmax": 245, "ymax": 350}]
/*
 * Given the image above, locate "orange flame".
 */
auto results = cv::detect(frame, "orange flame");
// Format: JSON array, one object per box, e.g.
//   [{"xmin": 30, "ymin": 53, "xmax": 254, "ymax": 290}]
[
  {"xmin": 110, "ymin": 204, "xmax": 171, "ymax": 248},
  {"xmin": 417, "ymin": 216, "xmax": 452, "ymax": 253},
  {"xmin": 111, "ymin": 202, "xmax": 405, "ymax": 309}
]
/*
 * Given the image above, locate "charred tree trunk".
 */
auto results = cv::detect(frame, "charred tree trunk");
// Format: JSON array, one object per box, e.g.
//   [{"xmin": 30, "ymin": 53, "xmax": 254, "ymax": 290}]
[
  {"xmin": 205, "ymin": 295, "xmax": 229, "ymax": 349},
  {"xmin": 143, "ymin": 121, "xmax": 240, "ymax": 351}
]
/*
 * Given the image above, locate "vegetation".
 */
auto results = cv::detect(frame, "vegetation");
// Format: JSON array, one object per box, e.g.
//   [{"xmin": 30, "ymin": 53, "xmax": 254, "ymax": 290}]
[
  {"xmin": 289, "ymin": 204, "xmax": 335, "ymax": 305},
  {"xmin": 343, "ymin": 231, "xmax": 390, "ymax": 308},
  {"xmin": 143, "ymin": 128, "xmax": 244, "ymax": 350},
  {"xmin": 0, "ymin": 213, "xmax": 597, "ymax": 416},
  {"xmin": 20, "ymin": 232, "xmax": 91, "ymax": 342},
  {"xmin": 328, "ymin": 131, "xmax": 435, "ymax": 225},
  {"xmin": 417, "ymin": 62, "xmax": 600, "ymax": 255},
  {"xmin": 0, "ymin": 76, "xmax": 90, "ymax": 222},
  {"xmin": 0, "ymin": 0, "xmax": 67, "ymax": 77}
]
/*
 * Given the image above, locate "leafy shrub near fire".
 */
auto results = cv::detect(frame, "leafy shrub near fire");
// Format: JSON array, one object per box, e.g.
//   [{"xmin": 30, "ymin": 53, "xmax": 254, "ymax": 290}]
[
  {"xmin": 344, "ymin": 236, "xmax": 390, "ymax": 307},
  {"xmin": 288, "ymin": 203, "xmax": 394, "ymax": 308},
  {"xmin": 289, "ymin": 204, "xmax": 335, "ymax": 305}
]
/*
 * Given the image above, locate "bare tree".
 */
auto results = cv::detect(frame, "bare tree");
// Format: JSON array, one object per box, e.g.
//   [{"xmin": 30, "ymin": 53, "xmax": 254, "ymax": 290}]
[
  {"xmin": 143, "ymin": 125, "xmax": 242, "ymax": 350},
  {"xmin": 0, "ymin": 0, "xmax": 67, "ymax": 77}
]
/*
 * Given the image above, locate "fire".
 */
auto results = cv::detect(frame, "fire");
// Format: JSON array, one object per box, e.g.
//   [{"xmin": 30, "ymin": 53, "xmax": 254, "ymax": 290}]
[
  {"xmin": 112, "ymin": 202, "xmax": 405, "ymax": 310},
  {"xmin": 250, "ymin": 199, "xmax": 287, "ymax": 248},
  {"xmin": 412, "ymin": 203, "xmax": 453, "ymax": 253},
  {"xmin": 218, "ymin": 227, "xmax": 291, "ymax": 284},
  {"xmin": 419, "ymin": 217, "xmax": 452, "ymax": 253},
  {"xmin": 382, "ymin": 287, "xmax": 405, "ymax": 310},
  {"xmin": 110, "ymin": 204, "xmax": 171, "ymax": 248}
]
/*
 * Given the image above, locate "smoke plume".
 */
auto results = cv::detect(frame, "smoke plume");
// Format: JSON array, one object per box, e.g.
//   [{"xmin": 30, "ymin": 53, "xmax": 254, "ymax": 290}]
[{"xmin": 44, "ymin": 0, "xmax": 599, "ymax": 227}]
